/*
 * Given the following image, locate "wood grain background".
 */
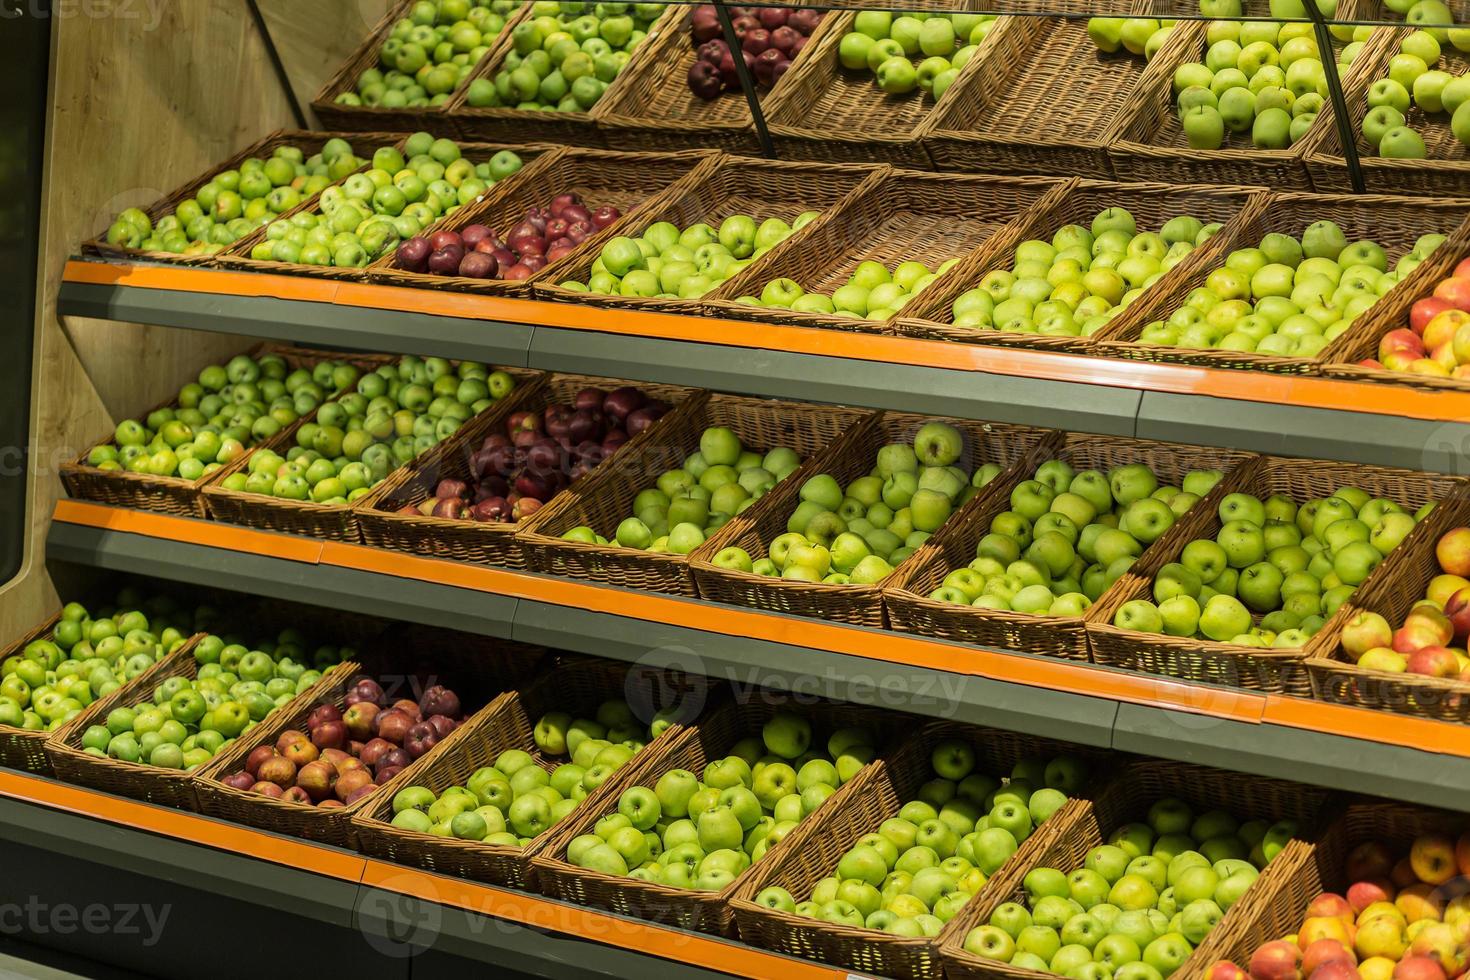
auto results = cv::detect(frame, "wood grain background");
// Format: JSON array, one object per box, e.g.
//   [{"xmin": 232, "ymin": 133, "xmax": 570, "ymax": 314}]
[{"xmin": 1, "ymin": 1, "xmax": 390, "ymax": 636}]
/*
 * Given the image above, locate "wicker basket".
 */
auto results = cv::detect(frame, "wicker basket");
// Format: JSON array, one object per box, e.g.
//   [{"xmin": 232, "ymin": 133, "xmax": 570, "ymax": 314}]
[
  {"xmin": 1107, "ymin": 19, "xmax": 1352, "ymax": 190},
  {"xmin": 517, "ymin": 393, "xmax": 872, "ymax": 598},
  {"xmin": 894, "ymin": 179, "xmax": 1263, "ymax": 355},
  {"xmin": 531, "ymin": 695, "xmax": 906, "ymax": 936},
  {"xmin": 80, "ymin": 130, "xmax": 362, "ymax": 267},
  {"xmin": 192, "ymin": 627, "xmax": 542, "ymax": 846},
  {"xmin": 1204, "ymin": 801, "xmax": 1464, "ymax": 973},
  {"xmin": 1320, "ymin": 218, "xmax": 1470, "ymax": 393},
  {"xmin": 220, "ymin": 136, "xmax": 559, "ymax": 283},
  {"xmin": 59, "ymin": 344, "xmax": 392, "ymax": 520},
  {"xmin": 1304, "ymin": 28, "xmax": 1470, "ymax": 196},
  {"xmin": 1086, "ymin": 456, "xmax": 1463, "ymax": 695},
  {"xmin": 534, "ymin": 155, "xmax": 886, "ymax": 317},
  {"xmin": 729, "ymin": 719, "xmax": 1113, "ymax": 980},
  {"xmin": 1306, "ymin": 493, "xmax": 1470, "ymax": 721},
  {"xmin": 43, "ymin": 635, "xmax": 219, "ymax": 811},
  {"xmin": 885, "ymin": 434, "xmax": 1259, "ymax": 663},
  {"xmin": 0, "ymin": 614, "xmax": 66, "ymax": 775},
  {"xmin": 443, "ymin": 5, "xmax": 681, "ymax": 147},
  {"xmin": 366, "ymin": 146, "xmax": 718, "ymax": 298},
  {"xmin": 917, "ymin": 15, "xmax": 1151, "ymax": 179},
  {"xmin": 937, "ymin": 758, "xmax": 1327, "ymax": 980},
  {"xmin": 358, "ymin": 373, "xmax": 697, "ymax": 569},
  {"xmin": 202, "ymin": 362, "xmax": 538, "ymax": 542},
  {"xmin": 348, "ymin": 654, "xmax": 712, "ymax": 889},
  {"xmin": 703, "ymin": 169, "xmax": 1071, "ymax": 337},
  {"xmin": 591, "ymin": 6, "xmax": 841, "ymax": 153},
  {"xmin": 691, "ymin": 411, "xmax": 1054, "ymax": 629},
  {"xmin": 1095, "ymin": 191, "xmax": 1470, "ymax": 374},
  {"xmin": 759, "ymin": 8, "xmax": 1000, "ymax": 167},
  {"xmin": 309, "ymin": 0, "xmax": 514, "ymax": 134}
]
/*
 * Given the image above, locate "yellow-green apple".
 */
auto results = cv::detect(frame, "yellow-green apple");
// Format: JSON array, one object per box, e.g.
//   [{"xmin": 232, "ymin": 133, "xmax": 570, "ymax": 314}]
[
  {"xmin": 1341, "ymin": 612, "xmax": 1393, "ymax": 659},
  {"xmin": 1395, "ymin": 883, "xmax": 1443, "ymax": 924},
  {"xmin": 1356, "ymin": 914, "xmax": 1408, "ymax": 960},
  {"xmin": 1437, "ymin": 528, "xmax": 1470, "ymax": 577},
  {"xmin": 1411, "ymin": 835, "xmax": 1457, "ymax": 884}
]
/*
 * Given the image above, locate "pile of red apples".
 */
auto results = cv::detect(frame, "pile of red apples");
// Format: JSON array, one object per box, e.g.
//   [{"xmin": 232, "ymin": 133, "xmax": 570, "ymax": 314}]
[
  {"xmin": 392, "ymin": 193, "xmax": 621, "ymax": 281},
  {"xmin": 220, "ymin": 676, "xmax": 467, "ymax": 807},
  {"xmin": 405, "ymin": 384, "xmax": 668, "ymax": 525}
]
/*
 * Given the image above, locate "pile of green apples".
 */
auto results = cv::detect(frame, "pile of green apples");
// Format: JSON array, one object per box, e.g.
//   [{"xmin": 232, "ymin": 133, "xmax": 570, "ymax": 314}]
[
  {"xmin": 77, "ymin": 628, "xmax": 346, "ymax": 772},
  {"xmin": 1165, "ymin": 21, "xmax": 1363, "ymax": 151},
  {"xmin": 469, "ymin": 1, "xmax": 666, "ymax": 112},
  {"xmin": 1136, "ymin": 222, "xmax": 1446, "ymax": 358},
  {"xmin": 561, "ymin": 424, "xmax": 803, "ymax": 555},
  {"xmin": 835, "ymin": 11, "xmax": 995, "ymax": 103},
  {"xmin": 926, "ymin": 462, "xmax": 1225, "ymax": 617},
  {"xmin": 0, "ymin": 591, "xmax": 197, "ymax": 734},
  {"xmin": 1360, "ymin": 29, "xmax": 1470, "ymax": 158},
  {"xmin": 564, "ymin": 712, "xmax": 872, "ymax": 886},
  {"xmin": 217, "ymin": 355, "xmax": 517, "ymax": 506},
  {"xmin": 387, "ymin": 699, "xmax": 662, "ymax": 842},
  {"xmin": 559, "ymin": 212, "xmax": 818, "ymax": 300},
  {"xmin": 248, "ymin": 134, "xmax": 525, "ymax": 268},
  {"xmin": 752, "ymin": 742, "xmax": 1086, "ymax": 935},
  {"xmin": 558, "ymin": 714, "xmax": 858, "ymax": 887},
  {"xmin": 949, "ymin": 208, "xmax": 1216, "ymax": 337},
  {"xmin": 85, "ymin": 352, "xmax": 362, "ymax": 481},
  {"xmin": 1085, "ymin": 16, "xmax": 1177, "ymax": 63},
  {"xmin": 716, "ymin": 422, "xmax": 997, "ymax": 585},
  {"xmin": 104, "ymin": 140, "xmax": 356, "ymax": 256},
  {"xmin": 739, "ymin": 258, "xmax": 957, "ymax": 320},
  {"xmin": 960, "ymin": 797, "xmax": 1296, "ymax": 979},
  {"xmin": 1112, "ymin": 486, "xmax": 1432, "ymax": 648},
  {"xmin": 337, "ymin": 0, "xmax": 522, "ymax": 109}
]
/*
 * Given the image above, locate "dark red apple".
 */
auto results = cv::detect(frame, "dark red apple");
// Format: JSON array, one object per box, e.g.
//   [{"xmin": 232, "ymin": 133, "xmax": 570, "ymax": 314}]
[
  {"xmin": 395, "ymin": 237, "xmax": 431, "ymax": 271},
  {"xmin": 223, "ymin": 771, "xmax": 256, "ymax": 791},
  {"xmin": 245, "ymin": 744, "xmax": 276, "ymax": 777},
  {"xmin": 308, "ymin": 704, "xmax": 342, "ymax": 729},
  {"xmin": 427, "ymin": 714, "xmax": 457, "ymax": 740},
  {"xmin": 460, "ymin": 224, "xmax": 493, "ymax": 248},
  {"xmin": 419, "ymin": 686, "xmax": 461, "ymax": 719}
]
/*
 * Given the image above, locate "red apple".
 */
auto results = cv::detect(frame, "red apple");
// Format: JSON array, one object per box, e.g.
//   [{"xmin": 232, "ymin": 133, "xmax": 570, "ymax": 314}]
[
  {"xmin": 1210, "ymin": 964, "xmax": 1249, "ymax": 980},
  {"xmin": 359, "ymin": 737, "xmax": 395, "ymax": 768},
  {"xmin": 1394, "ymin": 958, "xmax": 1447, "ymax": 980},
  {"xmin": 311, "ymin": 719, "xmax": 348, "ymax": 751},
  {"xmin": 222, "ymin": 771, "xmax": 256, "ymax": 791},
  {"xmin": 251, "ymin": 781, "xmax": 285, "ymax": 799},
  {"xmin": 276, "ymin": 729, "xmax": 309, "ymax": 754},
  {"xmin": 295, "ymin": 760, "xmax": 337, "ymax": 802},
  {"xmin": 282, "ymin": 739, "xmax": 319, "ymax": 768},
  {"xmin": 1407, "ymin": 645, "xmax": 1460, "ymax": 677},
  {"xmin": 307, "ymin": 704, "xmax": 342, "ymax": 730},
  {"xmin": 335, "ymin": 768, "xmax": 374, "ymax": 802},
  {"xmin": 245, "ymin": 744, "xmax": 276, "ymax": 777},
  {"xmin": 1250, "ymin": 940, "xmax": 1304, "ymax": 980},
  {"xmin": 282, "ymin": 786, "xmax": 312, "ymax": 805},
  {"xmin": 1346, "ymin": 879, "xmax": 1394, "ymax": 913},
  {"xmin": 256, "ymin": 755, "xmax": 298, "ymax": 788},
  {"xmin": 1346, "ymin": 841, "xmax": 1396, "ymax": 882},
  {"xmin": 1434, "ymin": 277, "xmax": 1470, "ymax": 312},
  {"xmin": 1416, "ymin": 296, "xmax": 1460, "ymax": 334},
  {"xmin": 376, "ymin": 709, "xmax": 413, "ymax": 745},
  {"xmin": 1302, "ymin": 939, "xmax": 1355, "ymax": 977},
  {"xmin": 404, "ymin": 721, "xmax": 440, "ymax": 759}
]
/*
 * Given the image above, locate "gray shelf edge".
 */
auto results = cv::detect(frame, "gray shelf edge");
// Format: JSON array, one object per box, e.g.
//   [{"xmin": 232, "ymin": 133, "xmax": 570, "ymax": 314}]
[
  {"xmin": 59, "ymin": 275, "xmax": 1470, "ymax": 472},
  {"xmin": 43, "ymin": 519, "xmax": 1470, "ymax": 812}
]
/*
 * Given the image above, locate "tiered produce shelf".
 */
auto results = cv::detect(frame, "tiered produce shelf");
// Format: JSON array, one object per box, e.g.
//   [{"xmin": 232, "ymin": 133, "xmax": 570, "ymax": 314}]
[
  {"xmin": 45, "ymin": 499, "xmax": 1470, "ymax": 812},
  {"xmin": 59, "ymin": 259, "xmax": 1470, "ymax": 473}
]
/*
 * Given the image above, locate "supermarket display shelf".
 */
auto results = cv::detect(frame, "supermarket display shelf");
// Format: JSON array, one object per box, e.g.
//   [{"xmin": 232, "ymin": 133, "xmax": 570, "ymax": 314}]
[
  {"xmin": 45, "ymin": 499, "xmax": 1470, "ymax": 812},
  {"xmin": 0, "ymin": 768, "xmax": 848, "ymax": 980},
  {"xmin": 59, "ymin": 259, "xmax": 1470, "ymax": 474}
]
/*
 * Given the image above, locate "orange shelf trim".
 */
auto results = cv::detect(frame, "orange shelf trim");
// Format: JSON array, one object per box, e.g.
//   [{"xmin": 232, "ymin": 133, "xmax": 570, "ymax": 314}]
[{"xmin": 62, "ymin": 260, "xmax": 1470, "ymax": 424}]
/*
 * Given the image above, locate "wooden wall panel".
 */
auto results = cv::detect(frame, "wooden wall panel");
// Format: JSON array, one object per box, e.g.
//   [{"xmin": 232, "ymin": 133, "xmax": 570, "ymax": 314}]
[
  {"xmin": 257, "ymin": 0, "xmax": 393, "ymax": 122},
  {"xmin": 0, "ymin": 3, "xmax": 383, "ymax": 637}
]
